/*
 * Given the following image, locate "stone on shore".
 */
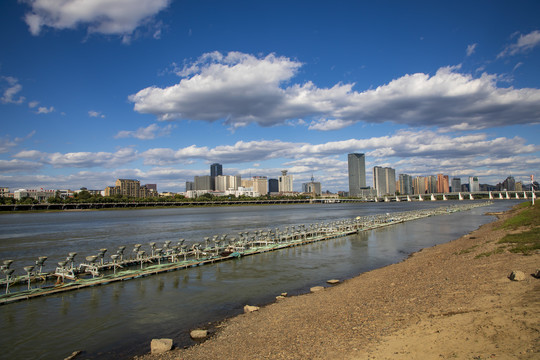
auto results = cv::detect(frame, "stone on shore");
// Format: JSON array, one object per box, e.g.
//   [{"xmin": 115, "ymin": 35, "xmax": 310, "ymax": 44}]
[
  {"xmin": 63, "ymin": 350, "xmax": 81, "ymax": 360},
  {"xmin": 509, "ymin": 270, "xmax": 526, "ymax": 281},
  {"xmin": 244, "ymin": 305, "xmax": 260, "ymax": 313},
  {"xmin": 534, "ymin": 269, "xmax": 540, "ymax": 279},
  {"xmin": 276, "ymin": 295, "xmax": 286, "ymax": 300},
  {"xmin": 281, "ymin": 292, "xmax": 288, "ymax": 297},
  {"xmin": 150, "ymin": 338, "xmax": 173, "ymax": 354},
  {"xmin": 327, "ymin": 279, "xmax": 340, "ymax": 284},
  {"xmin": 190, "ymin": 330, "xmax": 208, "ymax": 340},
  {"xmin": 310, "ymin": 286, "xmax": 325, "ymax": 292}
]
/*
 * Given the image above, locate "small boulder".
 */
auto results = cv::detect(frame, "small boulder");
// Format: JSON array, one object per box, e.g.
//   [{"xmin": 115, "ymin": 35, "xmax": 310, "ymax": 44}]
[
  {"xmin": 150, "ymin": 338, "xmax": 173, "ymax": 354},
  {"xmin": 281, "ymin": 292, "xmax": 288, "ymax": 297},
  {"xmin": 244, "ymin": 305, "xmax": 260, "ymax": 313},
  {"xmin": 310, "ymin": 286, "xmax": 324, "ymax": 292},
  {"xmin": 276, "ymin": 295, "xmax": 286, "ymax": 300},
  {"xmin": 190, "ymin": 330, "xmax": 208, "ymax": 340},
  {"xmin": 534, "ymin": 269, "xmax": 540, "ymax": 279},
  {"xmin": 327, "ymin": 279, "xmax": 340, "ymax": 285},
  {"xmin": 509, "ymin": 271, "xmax": 526, "ymax": 281}
]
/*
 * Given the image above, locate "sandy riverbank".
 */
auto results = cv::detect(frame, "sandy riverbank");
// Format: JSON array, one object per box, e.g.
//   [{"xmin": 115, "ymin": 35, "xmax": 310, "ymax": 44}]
[{"xmin": 137, "ymin": 205, "xmax": 539, "ymax": 360}]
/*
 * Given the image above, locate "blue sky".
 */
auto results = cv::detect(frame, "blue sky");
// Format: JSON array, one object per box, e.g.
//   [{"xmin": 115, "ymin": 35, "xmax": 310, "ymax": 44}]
[{"xmin": 1, "ymin": 0, "xmax": 539, "ymax": 193}]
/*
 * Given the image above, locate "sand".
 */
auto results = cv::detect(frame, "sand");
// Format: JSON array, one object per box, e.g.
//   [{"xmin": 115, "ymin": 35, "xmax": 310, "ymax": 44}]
[{"xmin": 137, "ymin": 206, "xmax": 539, "ymax": 360}]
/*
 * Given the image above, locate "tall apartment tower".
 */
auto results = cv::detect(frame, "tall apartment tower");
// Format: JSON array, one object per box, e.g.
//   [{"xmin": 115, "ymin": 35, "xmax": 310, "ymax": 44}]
[
  {"xmin": 399, "ymin": 174, "xmax": 413, "ymax": 195},
  {"xmin": 210, "ymin": 163, "xmax": 223, "ymax": 177},
  {"xmin": 437, "ymin": 174, "xmax": 450, "ymax": 193},
  {"xmin": 348, "ymin": 153, "xmax": 366, "ymax": 197},
  {"xmin": 279, "ymin": 170, "xmax": 293, "ymax": 192},
  {"xmin": 373, "ymin": 166, "xmax": 396, "ymax": 197},
  {"xmin": 469, "ymin": 176, "xmax": 480, "ymax": 192}
]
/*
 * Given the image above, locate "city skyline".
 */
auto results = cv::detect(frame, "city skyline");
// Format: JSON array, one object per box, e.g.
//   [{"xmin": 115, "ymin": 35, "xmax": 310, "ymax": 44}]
[{"xmin": 1, "ymin": 1, "xmax": 539, "ymax": 193}]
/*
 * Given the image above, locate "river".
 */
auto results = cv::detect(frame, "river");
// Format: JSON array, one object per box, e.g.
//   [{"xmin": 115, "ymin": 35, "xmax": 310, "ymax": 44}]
[{"xmin": 0, "ymin": 200, "xmax": 522, "ymax": 359}]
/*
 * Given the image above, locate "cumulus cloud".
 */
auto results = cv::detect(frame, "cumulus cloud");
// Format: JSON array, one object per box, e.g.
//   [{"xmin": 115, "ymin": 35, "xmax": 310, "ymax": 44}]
[
  {"xmin": 22, "ymin": 0, "xmax": 170, "ymax": 39},
  {"xmin": 1, "ymin": 76, "xmax": 25, "ymax": 104},
  {"xmin": 14, "ymin": 147, "xmax": 138, "ymax": 168},
  {"xmin": 130, "ymin": 52, "xmax": 540, "ymax": 131},
  {"xmin": 498, "ymin": 30, "xmax": 540, "ymax": 58},
  {"xmin": 36, "ymin": 106, "xmax": 54, "ymax": 114},
  {"xmin": 114, "ymin": 123, "xmax": 174, "ymax": 140},
  {"xmin": 0, "ymin": 159, "xmax": 42, "ymax": 172}
]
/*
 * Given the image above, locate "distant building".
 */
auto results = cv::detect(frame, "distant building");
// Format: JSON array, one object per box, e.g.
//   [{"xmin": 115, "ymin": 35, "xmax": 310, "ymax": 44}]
[
  {"xmin": 279, "ymin": 170, "xmax": 293, "ymax": 192},
  {"xmin": 252, "ymin": 176, "xmax": 268, "ymax": 195},
  {"xmin": 14, "ymin": 188, "xmax": 56, "ymax": 202},
  {"xmin": 268, "ymin": 178, "xmax": 279, "ymax": 193},
  {"xmin": 194, "ymin": 175, "xmax": 215, "ymax": 191},
  {"xmin": 373, "ymin": 166, "xmax": 396, "ymax": 196},
  {"xmin": 426, "ymin": 175, "xmax": 437, "ymax": 193},
  {"xmin": 348, "ymin": 153, "xmax": 366, "ymax": 197},
  {"xmin": 302, "ymin": 175, "xmax": 322, "ymax": 196},
  {"xmin": 215, "ymin": 175, "xmax": 241, "ymax": 191},
  {"xmin": 469, "ymin": 176, "xmax": 480, "ymax": 192},
  {"xmin": 413, "ymin": 176, "xmax": 427, "ymax": 194},
  {"xmin": 210, "ymin": 163, "xmax": 223, "ymax": 177},
  {"xmin": 185, "ymin": 181, "xmax": 194, "ymax": 191},
  {"xmin": 398, "ymin": 174, "xmax": 413, "ymax": 195},
  {"xmin": 0, "ymin": 187, "xmax": 9, "ymax": 197},
  {"xmin": 436, "ymin": 174, "xmax": 449, "ymax": 193},
  {"xmin": 502, "ymin": 176, "xmax": 516, "ymax": 191},
  {"xmin": 451, "ymin": 178, "xmax": 461, "ymax": 193},
  {"xmin": 516, "ymin": 182, "xmax": 523, "ymax": 191},
  {"xmin": 105, "ymin": 179, "xmax": 155, "ymax": 198}
]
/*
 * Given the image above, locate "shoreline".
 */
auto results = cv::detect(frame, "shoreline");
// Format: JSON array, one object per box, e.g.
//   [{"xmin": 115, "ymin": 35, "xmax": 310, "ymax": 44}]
[{"xmin": 137, "ymin": 204, "xmax": 539, "ymax": 360}]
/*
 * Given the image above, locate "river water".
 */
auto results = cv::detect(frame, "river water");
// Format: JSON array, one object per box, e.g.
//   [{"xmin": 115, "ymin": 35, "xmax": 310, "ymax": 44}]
[{"xmin": 0, "ymin": 200, "xmax": 522, "ymax": 359}]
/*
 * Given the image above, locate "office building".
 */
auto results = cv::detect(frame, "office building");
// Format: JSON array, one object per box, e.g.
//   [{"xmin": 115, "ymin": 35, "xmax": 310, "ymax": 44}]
[
  {"xmin": 469, "ymin": 176, "xmax": 480, "ymax": 192},
  {"xmin": 451, "ymin": 178, "xmax": 461, "ymax": 193},
  {"xmin": 185, "ymin": 181, "xmax": 194, "ymax": 191},
  {"xmin": 279, "ymin": 170, "xmax": 293, "ymax": 192},
  {"xmin": 302, "ymin": 175, "xmax": 322, "ymax": 196},
  {"xmin": 348, "ymin": 153, "xmax": 366, "ymax": 197},
  {"xmin": 210, "ymin": 163, "xmax": 222, "ymax": 177},
  {"xmin": 268, "ymin": 179, "xmax": 279, "ymax": 193},
  {"xmin": 215, "ymin": 175, "xmax": 241, "ymax": 191},
  {"xmin": 194, "ymin": 175, "xmax": 215, "ymax": 191},
  {"xmin": 252, "ymin": 176, "xmax": 268, "ymax": 195}
]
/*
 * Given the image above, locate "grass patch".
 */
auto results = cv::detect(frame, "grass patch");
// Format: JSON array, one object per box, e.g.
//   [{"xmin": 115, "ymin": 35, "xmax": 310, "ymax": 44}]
[
  {"xmin": 455, "ymin": 244, "xmax": 479, "ymax": 255},
  {"xmin": 496, "ymin": 201, "xmax": 540, "ymax": 255},
  {"xmin": 475, "ymin": 248, "xmax": 505, "ymax": 258}
]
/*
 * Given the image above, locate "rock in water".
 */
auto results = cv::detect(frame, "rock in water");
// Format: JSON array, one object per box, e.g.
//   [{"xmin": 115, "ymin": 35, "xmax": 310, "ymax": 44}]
[
  {"xmin": 150, "ymin": 338, "xmax": 173, "ymax": 354},
  {"xmin": 509, "ymin": 271, "xmax": 526, "ymax": 281},
  {"xmin": 310, "ymin": 286, "xmax": 325, "ymax": 292},
  {"xmin": 327, "ymin": 279, "xmax": 340, "ymax": 284}
]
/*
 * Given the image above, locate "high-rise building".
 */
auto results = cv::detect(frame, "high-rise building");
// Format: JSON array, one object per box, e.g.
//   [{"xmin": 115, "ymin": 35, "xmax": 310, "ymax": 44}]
[
  {"xmin": 398, "ymin": 174, "xmax": 413, "ymax": 195},
  {"xmin": 215, "ymin": 175, "xmax": 241, "ymax": 191},
  {"xmin": 210, "ymin": 163, "xmax": 222, "ymax": 177},
  {"xmin": 279, "ymin": 170, "xmax": 293, "ymax": 192},
  {"xmin": 348, "ymin": 153, "xmax": 366, "ymax": 197},
  {"xmin": 194, "ymin": 175, "xmax": 215, "ymax": 191},
  {"xmin": 302, "ymin": 175, "xmax": 322, "ymax": 196},
  {"xmin": 268, "ymin": 179, "xmax": 279, "ymax": 193},
  {"xmin": 503, "ymin": 176, "xmax": 516, "ymax": 191},
  {"xmin": 451, "ymin": 178, "xmax": 461, "ymax": 193},
  {"xmin": 413, "ymin": 176, "xmax": 427, "ymax": 194},
  {"xmin": 185, "ymin": 181, "xmax": 194, "ymax": 191},
  {"xmin": 436, "ymin": 174, "xmax": 449, "ymax": 193},
  {"xmin": 469, "ymin": 176, "xmax": 480, "ymax": 192},
  {"xmin": 252, "ymin": 176, "xmax": 268, "ymax": 195},
  {"xmin": 373, "ymin": 166, "xmax": 396, "ymax": 196}
]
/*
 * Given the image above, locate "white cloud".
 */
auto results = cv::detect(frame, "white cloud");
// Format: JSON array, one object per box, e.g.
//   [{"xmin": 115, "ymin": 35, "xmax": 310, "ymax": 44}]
[
  {"xmin": 88, "ymin": 110, "xmax": 105, "ymax": 118},
  {"xmin": 114, "ymin": 123, "xmax": 174, "ymax": 140},
  {"xmin": 466, "ymin": 43, "xmax": 477, "ymax": 56},
  {"xmin": 14, "ymin": 147, "xmax": 138, "ymax": 168},
  {"xmin": 1, "ymin": 76, "xmax": 25, "ymax": 104},
  {"xmin": 498, "ymin": 30, "xmax": 540, "ymax": 58},
  {"xmin": 0, "ymin": 159, "xmax": 42, "ymax": 172},
  {"xmin": 28, "ymin": 100, "xmax": 39, "ymax": 108},
  {"xmin": 22, "ymin": 0, "xmax": 171, "ymax": 39},
  {"xmin": 130, "ymin": 52, "xmax": 540, "ymax": 131},
  {"xmin": 36, "ymin": 106, "xmax": 54, "ymax": 114}
]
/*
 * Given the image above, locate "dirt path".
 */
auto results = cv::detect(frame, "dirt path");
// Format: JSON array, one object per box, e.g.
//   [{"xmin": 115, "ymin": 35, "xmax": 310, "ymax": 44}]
[{"xmin": 137, "ymin": 207, "xmax": 539, "ymax": 360}]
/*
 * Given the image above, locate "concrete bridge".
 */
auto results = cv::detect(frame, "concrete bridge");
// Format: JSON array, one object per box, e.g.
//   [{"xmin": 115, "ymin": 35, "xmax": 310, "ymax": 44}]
[{"xmin": 374, "ymin": 190, "xmax": 538, "ymax": 203}]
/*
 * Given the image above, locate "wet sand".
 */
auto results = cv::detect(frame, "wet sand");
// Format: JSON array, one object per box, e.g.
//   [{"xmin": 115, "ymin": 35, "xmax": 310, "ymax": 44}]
[{"xmin": 137, "ymin": 206, "xmax": 539, "ymax": 360}]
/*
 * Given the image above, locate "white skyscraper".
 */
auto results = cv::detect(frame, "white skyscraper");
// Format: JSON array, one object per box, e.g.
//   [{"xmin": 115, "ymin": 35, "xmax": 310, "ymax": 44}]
[
  {"xmin": 279, "ymin": 170, "xmax": 293, "ymax": 192},
  {"xmin": 348, "ymin": 153, "xmax": 366, "ymax": 197}
]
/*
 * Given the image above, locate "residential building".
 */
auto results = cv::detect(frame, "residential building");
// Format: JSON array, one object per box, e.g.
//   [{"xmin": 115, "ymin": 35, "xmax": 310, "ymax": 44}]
[
  {"xmin": 279, "ymin": 170, "xmax": 293, "ymax": 192},
  {"xmin": 104, "ymin": 179, "xmax": 152, "ymax": 198},
  {"xmin": 302, "ymin": 176, "xmax": 322, "ymax": 196},
  {"xmin": 373, "ymin": 166, "xmax": 396, "ymax": 196},
  {"xmin": 413, "ymin": 176, "xmax": 427, "ymax": 194},
  {"xmin": 398, "ymin": 174, "xmax": 413, "ymax": 195},
  {"xmin": 215, "ymin": 175, "xmax": 241, "ymax": 191},
  {"xmin": 436, "ymin": 174, "xmax": 449, "ymax": 193},
  {"xmin": 194, "ymin": 175, "xmax": 215, "ymax": 191},
  {"xmin": 185, "ymin": 181, "xmax": 194, "ymax": 191},
  {"xmin": 348, "ymin": 153, "xmax": 366, "ymax": 197},
  {"xmin": 0, "ymin": 187, "xmax": 9, "ymax": 197},
  {"xmin": 14, "ymin": 188, "xmax": 56, "ymax": 202},
  {"xmin": 502, "ymin": 176, "xmax": 516, "ymax": 191}
]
